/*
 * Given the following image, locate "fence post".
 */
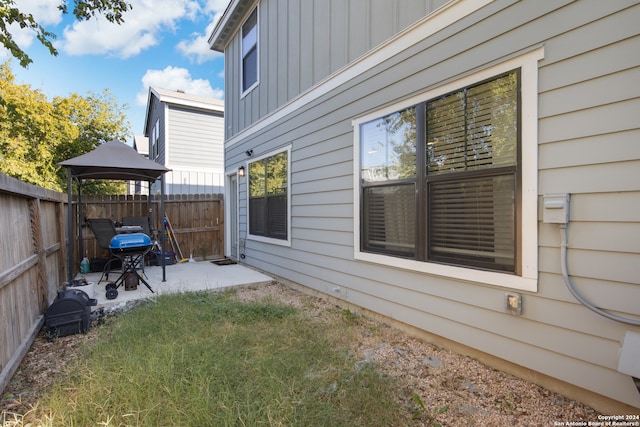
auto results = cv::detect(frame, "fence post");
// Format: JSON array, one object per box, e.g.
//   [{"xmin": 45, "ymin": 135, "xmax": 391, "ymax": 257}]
[{"xmin": 29, "ymin": 199, "xmax": 49, "ymax": 311}]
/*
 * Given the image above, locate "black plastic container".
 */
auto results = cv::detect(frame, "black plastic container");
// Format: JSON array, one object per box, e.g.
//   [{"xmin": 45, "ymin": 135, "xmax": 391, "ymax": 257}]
[
  {"xmin": 151, "ymin": 250, "xmax": 176, "ymax": 266},
  {"xmin": 45, "ymin": 289, "xmax": 97, "ymax": 340}
]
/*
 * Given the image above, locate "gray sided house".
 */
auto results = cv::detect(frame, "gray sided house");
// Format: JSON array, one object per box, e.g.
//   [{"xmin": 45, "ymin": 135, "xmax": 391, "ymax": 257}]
[
  {"xmin": 143, "ymin": 87, "xmax": 225, "ymax": 195},
  {"xmin": 210, "ymin": 0, "xmax": 640, "ymax": 411}
]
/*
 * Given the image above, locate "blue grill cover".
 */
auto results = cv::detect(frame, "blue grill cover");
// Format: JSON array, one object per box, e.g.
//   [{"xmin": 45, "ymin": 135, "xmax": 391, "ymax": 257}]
[{"xmin": 109, "ymin": 233, "xmax": 152, "ymax": 251}]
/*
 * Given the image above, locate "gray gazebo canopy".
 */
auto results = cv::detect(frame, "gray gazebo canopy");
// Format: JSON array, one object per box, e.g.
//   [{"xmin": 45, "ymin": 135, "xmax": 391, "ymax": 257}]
[
  {"xmin": 59, "ymin": 139, "xmax": 170, "ymax": 282},
  {"xmin": 59, "ymin": 139, "xmax": 169, "ymax": 180}
]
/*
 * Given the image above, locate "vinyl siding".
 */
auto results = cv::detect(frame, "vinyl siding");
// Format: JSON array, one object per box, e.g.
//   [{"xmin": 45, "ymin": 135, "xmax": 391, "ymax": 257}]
[
  {"xmin": 224, "ymin": 0, "xmax": 444, "ymax": 137},
  {"xmin": 224, "ymin": 0, "xmax": 640, "ymax": 409},
  {"xmin": 146, "ymin": 90, "xmax": 225, "ymax": 194},
  {"xmin": 148, "ymin": 98, "xmax": 165, "ymax": 164},
  {"xmin": 166, "ymin": 106, "xmax": 224, "ymax": 170},
  {"xmin": 146, "ymin": 97, "xmax": 165, "ymax": 195},
  {"xmin": 163, "ymin": 105, "xmax": 224, "ymax": 195}
]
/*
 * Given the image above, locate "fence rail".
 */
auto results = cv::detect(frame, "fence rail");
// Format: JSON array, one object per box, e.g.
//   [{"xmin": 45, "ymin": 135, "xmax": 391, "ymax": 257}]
[{"xmin": 0, "ymin": 173, "xmax": 224, "ymax": 396}]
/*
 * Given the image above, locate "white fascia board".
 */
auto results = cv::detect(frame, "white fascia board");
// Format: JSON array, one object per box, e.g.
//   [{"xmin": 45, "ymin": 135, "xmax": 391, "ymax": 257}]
[
  {"xmin": 150, "ymin": 87, "xmax": 224, "ymax": 113},
  {"xmin": 208, "ymin": 0, "xmax": 241, "ymax": 50}
]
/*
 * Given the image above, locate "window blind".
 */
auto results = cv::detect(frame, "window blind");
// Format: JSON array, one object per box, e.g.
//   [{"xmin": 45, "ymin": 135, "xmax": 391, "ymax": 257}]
[
  {"xmin": 363, "ymin": 184, "xmax": 416, "ymax": 257},
  {"xmin": 428, "ymin": 174, "xmax": 515, "ymax": 271}
]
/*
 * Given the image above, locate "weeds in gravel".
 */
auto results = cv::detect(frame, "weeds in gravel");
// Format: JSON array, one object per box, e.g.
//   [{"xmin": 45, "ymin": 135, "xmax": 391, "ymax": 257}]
[
  {"xmin": 411, "ymin": 393, "xmax": 449, "ymax": 427},
  {"xmin": 13, "ymin": 290, "xmax": 409, "ymax": 426}
]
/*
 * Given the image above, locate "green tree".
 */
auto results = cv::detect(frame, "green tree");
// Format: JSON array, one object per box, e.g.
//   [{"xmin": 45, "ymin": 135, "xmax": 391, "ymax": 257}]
[
  {"xmin": 0, "ymin": 61, "xmax": 130, "ymax": 193},
  {"xmin": 0, "ymin": 0, "xmax": 132, "ymax": 68},
  {"xmin": 0, "ymin": 61, "xmax": 76, "ymax": 189},
  {"xmin": 53, "ymin": 90, "xmax": 131, "ymax": 194}
]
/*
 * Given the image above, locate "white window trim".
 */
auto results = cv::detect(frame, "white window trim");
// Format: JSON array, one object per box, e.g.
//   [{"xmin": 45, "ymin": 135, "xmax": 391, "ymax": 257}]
[
  {"xmin": 151, "ymin": 119, "xmax": 160, "ymax": 160},
  {"xmin": 352, "ymin": 47, "xmax": 543, "ymax": 292},
  {"xmin": 246, "ymin": 145, "xmax": 292, "ymax": 247},
  {"xmin": 240, "ymin": 6, "xmax": 259, "ymax": 98},
  {"xmin": 162, "ymin": 105, "xmax": 169, "ymax": 165},
  {"xmin": 224, "ymin": 168, "xmax": 241, "ymax": 259}
]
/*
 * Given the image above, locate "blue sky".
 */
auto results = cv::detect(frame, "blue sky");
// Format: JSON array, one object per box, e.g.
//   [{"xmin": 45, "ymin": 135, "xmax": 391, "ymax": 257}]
[{"xmin": 3, "ymin": 0, "xmax": 228, "ymax": 143}]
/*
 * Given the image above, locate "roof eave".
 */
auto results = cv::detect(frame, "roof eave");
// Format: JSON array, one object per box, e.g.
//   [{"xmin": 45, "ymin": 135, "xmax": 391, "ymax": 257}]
[
  {"xmin": 152, "ymin": 87, "xmax": 224, "ymax": 113},
  {"xmin": 142, "ymin": 88, "xmax": 156, "ymax": 137},
  {"xmin": 208, "ymin": 0, "xmax": 253, "ymax": 52}
]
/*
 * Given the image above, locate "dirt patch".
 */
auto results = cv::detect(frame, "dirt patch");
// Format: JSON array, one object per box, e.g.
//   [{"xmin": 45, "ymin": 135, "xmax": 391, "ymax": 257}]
[{"xmin": 1, "ymin": 282, "xmax": 601, "ymax": 426}]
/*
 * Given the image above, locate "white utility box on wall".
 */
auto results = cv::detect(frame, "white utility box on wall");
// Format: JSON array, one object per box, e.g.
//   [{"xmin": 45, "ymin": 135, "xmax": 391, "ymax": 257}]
[{"xmin": 542, "ymin": 193, "xmax": 570, "ymax": 224}]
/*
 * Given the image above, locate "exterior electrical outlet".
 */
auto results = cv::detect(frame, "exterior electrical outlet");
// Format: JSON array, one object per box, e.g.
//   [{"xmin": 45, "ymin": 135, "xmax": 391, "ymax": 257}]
[
  {"xmin": 543, "ymin": 194, "xmax": 570, "ymax": 224},
  {"xmin": 505, "ymin": 292, "xmax": 522, "ymax": 315}
]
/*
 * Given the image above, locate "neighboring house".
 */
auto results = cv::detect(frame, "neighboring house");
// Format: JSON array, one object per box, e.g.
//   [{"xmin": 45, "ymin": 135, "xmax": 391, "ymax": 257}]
[
  {"xmin": 130, "ymin": 135, "xmax": 150, "ymax": 195},
  {"xmin": 143, "ymin": 87, "xmax": 225, "ymax": 195},
  {"xmin": 209, "ymin": 0, "xmax": 640, "ymax": 411},
  {"xmin": 133, "ymin": 135, "xmax": 149, "ymax": 159}
]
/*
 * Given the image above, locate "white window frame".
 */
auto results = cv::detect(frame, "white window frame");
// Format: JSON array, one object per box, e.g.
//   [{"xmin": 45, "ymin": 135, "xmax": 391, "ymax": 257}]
[
  {"xmin": 246, "ymin": 145, "xmax": 292, "ymax": 247},
  {"xmin": 151, "ymin": 119, "xmax": 159, "ymax": 160},
  {"xmin": 240, "ymin": 6, "xmax": 259, "ymax": 98},
  {"xmin": 352, "ymin": 48, "xmax": 543, "ymax": 292}
]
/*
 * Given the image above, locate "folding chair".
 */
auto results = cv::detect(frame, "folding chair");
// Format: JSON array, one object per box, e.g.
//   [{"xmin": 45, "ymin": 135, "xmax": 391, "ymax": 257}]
[
  {"xmin": 86, "ymin": 218, "xmax": 118, "ymax": 279},
  {"xmin": 122, "ymin": 216, "xmax": 152, "ymax": 236}
]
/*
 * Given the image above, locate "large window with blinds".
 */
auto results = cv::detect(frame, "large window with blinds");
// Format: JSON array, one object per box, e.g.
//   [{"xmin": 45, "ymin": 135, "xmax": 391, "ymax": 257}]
[
  {"xmin": 248, "ymin": 150, "xmax": 288, "ymax": 240},
  {"xmin": 360, "ymin": 70, "xmax": 520, "ymax": 273}
]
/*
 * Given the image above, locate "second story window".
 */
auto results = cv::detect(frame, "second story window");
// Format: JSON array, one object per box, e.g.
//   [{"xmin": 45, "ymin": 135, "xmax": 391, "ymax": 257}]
[{"xmin": 241, "ymin": 8, "xmax": 258, "ymax": 94}]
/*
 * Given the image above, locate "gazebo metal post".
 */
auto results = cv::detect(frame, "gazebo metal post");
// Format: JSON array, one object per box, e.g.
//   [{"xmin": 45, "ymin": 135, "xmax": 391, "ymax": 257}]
[
  {"xmin": 161, "ymin": 174, "xmax": 166, "ymax": 282},
  {"xmin": 77, "ymin": 180, "xmax": 83, "ymax": 276},
  {"xmin": 66, "ymin": 171, "xmax": 73, "ymax": 282}
]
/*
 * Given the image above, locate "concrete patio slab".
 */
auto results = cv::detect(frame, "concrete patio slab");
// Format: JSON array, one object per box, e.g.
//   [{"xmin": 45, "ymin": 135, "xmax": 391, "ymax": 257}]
[{"xmin": 73, "ymin": 260, "xmax": 273, "ymax": 309}]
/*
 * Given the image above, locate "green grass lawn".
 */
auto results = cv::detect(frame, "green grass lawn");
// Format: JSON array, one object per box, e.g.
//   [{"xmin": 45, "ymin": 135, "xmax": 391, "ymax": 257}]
[{"xmin": 30, "ymin": 290, "xmax": 411, "ymax": 426}]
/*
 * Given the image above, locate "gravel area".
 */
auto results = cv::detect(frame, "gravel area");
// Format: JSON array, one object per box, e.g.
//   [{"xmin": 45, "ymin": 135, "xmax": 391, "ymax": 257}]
[{"xmin": 1, "ymin": 282, "xmax": 602, "ymax": 426}]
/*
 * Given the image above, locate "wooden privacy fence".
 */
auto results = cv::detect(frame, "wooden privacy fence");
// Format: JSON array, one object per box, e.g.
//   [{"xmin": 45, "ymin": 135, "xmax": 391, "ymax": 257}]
[
  {"xmin": 1, "ymin": 173, "xmax": 225, "ymax": 396},
  {"xmin": 0, "ymin": 173, "xmax": 67, "ymax": 395},
  {"xmin": 77, "ymin": 193, "xmax": 224, "ymax": 266}
]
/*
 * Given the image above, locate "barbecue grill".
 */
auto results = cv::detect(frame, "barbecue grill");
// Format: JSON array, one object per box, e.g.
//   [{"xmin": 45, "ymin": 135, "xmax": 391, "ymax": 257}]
[
  {"xmin": 45, "ymin": 288, "xmax": 97, "ymax": 340},
  {"xmin": 106, "ymin": 232, "xmax": 154, "ymax": 299}
]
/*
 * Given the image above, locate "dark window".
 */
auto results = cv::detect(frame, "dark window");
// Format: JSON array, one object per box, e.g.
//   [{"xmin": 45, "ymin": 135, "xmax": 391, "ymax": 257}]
[
  {"xmin": 249, "ymin": 151, "xmax": 288, "ymax": 240},
  {"xmin": 241, "ymin": 8, "xmax": 258, "ymax": 93},
  {"xmin": 361, "ymin": 107, "xmax": 417, "ymax": 257},
  {"xmin": 363, "ymin": 183, "xmax": 416, "ymax": 257},
  {"xmin": 360, "ymin": 71, "xmax": 520, "ymax": 273}
]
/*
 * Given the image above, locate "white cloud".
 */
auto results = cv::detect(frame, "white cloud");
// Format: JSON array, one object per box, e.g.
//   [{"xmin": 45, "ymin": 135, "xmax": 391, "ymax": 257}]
[
  {"xmin": 9, "ymin": 0, "xmax": 63, "ymax": 48},
  {"xmin": 6, "ymin": 0, "xmax": 226, "ymax": 63},
  {"xmin": 204, "ymin": 0, "xmax": 231, "ymax": 17},
  {"xmin": 175, "ymin": 0, "xmax": 228, "ymax": 64},
  {"xmin": 176, "ymin": 21, "xmax": 222, "ymax": 64},
  {"xmin": 136, "ymin": 65, "xmax": 223, "ymax": 105},
  {"xmin": 13, "ymin": 0, "xmax": 62, "ymax": 25},
  {"xmin": 59, "ymin": 0, "xmax": 201, "ymax": 58}
]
